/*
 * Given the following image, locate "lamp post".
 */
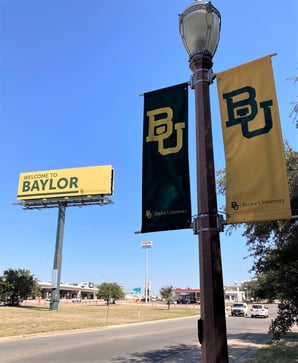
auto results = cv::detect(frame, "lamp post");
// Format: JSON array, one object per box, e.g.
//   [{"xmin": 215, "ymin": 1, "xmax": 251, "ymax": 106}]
[
  {"xmin": 141, "ymin": 241, "xmax": 152, "ymax": 303},
  {"xmin": 145, "ymin": 247, "xmax": 149, "ymax": 303},
  {"xmin": 179, "ymin": 1, "xmax": 229, "ymax": 362}
]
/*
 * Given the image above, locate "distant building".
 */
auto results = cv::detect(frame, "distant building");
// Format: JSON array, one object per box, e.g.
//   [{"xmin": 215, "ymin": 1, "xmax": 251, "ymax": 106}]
[
  {"xmin": 173, "ymin": 288, "xmax": 200, "ymax": 302},
  {"xmin": 173, "ymin": 286, "xmax": 246, "ymax": 304},
  {"xmin": 224, "ymin": 285, "xmax": 246, "ymax": 303},
  {"xmin": 37, "ymin": 281, "xmax": 98, "ymax": 300},
  {"xmin": 36, "ymin": 282, "xmax": 246, "ymax": 303}
]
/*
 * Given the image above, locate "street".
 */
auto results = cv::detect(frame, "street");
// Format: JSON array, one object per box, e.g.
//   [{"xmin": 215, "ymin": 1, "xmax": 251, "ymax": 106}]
[{"xmin": 0, "ymin": 305, "xmax": 276, "ymax": 362}]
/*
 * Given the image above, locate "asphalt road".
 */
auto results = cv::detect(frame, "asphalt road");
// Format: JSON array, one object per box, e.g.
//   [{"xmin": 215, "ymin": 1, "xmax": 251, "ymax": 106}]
[{"xmin": 0, "ymin": 305, "xmax": 276, "ymax": 363}]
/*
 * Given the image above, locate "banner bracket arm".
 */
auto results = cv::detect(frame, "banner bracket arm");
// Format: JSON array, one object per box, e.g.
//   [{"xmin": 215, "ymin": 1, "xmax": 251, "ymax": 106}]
[{"xmin": 192, "ymin": 213, "xmax": 226, "ymax": 234}]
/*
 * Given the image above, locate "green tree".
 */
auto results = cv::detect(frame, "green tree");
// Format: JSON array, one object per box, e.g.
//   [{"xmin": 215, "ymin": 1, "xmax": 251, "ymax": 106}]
[
  {"xmin": 160, "ymin": 286, "xmax": 173, "ymax": 310},
  {"xmin": 218, "ymin": 146, "xmax": 298, "ymax": 340},
  {"xmin": 0, "ymin": 268, "xmax": 41, "ymax": 305},
  {"xmin": 96, "ymin": 282, "xmax": 125, "ymax": 304},
  {"xmin": 241, "ymin": 280, "xmax": 259, "ymax": 302},
  {"xmin": 288, "ymin": 75, "xmax": 298, "ymax": 128}
]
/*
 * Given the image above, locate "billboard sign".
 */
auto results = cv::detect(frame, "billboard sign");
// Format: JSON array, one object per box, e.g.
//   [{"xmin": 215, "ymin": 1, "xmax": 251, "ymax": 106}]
[{"xmin": 17, "ymin": 165, "xmax": 114, "ymax": 201}]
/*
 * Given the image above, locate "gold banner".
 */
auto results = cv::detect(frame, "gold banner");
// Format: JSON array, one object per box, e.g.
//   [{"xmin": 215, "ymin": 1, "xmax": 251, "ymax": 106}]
[{"xmin": 217, "ymin": 56, "xmax": 291, "ymax": 223}]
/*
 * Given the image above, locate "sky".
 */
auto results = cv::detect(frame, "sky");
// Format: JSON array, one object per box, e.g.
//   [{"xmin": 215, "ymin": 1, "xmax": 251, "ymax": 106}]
[{"xmin": 0, "ymin": 0, "xmax": 297, "ymax": 296}]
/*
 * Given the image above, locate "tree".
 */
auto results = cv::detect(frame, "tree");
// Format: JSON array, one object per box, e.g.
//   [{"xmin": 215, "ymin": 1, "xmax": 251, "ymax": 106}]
[
  {"xmin": 217, "ymin": 146, "xmax": 298, "ymax": 340},
  {"xmin": 0, "ymin": 268, "xmax": 41, "ymax": 305},
  {"xmin": 288, "ymin": 75, "xmax": 298, "ymax": 128},
  {"xmin": 240, "ymin": 280, "xmax": 260, "ymax": 302},
  {"xmin": 160, "ymin": 286, "xmax": 173, "ymax": 310},
  {"xmin": 96, "ymin": 282, "xmax": 125, "ymax": 304}
]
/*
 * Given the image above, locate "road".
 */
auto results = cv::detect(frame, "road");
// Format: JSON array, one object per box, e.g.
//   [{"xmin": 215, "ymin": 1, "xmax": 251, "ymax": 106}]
[{"xmin": 0, "ymin": 305, "xmax": 276, "ymax": 363}]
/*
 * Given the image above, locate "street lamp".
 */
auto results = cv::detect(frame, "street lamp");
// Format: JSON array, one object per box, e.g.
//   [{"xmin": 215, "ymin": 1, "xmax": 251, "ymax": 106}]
[{"xmin": 179, "ymin": 1, "xmax": 229, "ymax": 362}]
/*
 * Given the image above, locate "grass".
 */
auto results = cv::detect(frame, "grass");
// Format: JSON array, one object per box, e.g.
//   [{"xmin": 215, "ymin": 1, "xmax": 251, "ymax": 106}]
[
  {"xmin": 0, "ymin": 301, "xmax": 199, "ymax": 338},
  {"xmin": 246, "ymin": 333, "xmax": 298, "ymax": 363}
]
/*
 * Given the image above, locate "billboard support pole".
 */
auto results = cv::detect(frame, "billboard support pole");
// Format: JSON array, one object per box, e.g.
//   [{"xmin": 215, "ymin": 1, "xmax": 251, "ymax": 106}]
[{"xmin": 50, "ymin": 204, "xmax": 66, "ymax": 311}]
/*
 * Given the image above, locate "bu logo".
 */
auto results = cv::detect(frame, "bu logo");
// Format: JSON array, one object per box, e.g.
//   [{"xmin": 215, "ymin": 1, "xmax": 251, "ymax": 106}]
[
  {"xmin": 231, "ymin": 202, "xmax": 239, "ymax": 210},
  {"xmin": 146, "ymin": 107, "xmax": 185, "ymax": 155},
  {"xmin": 223, "ymin": 86, "xmax": 273, "ymax": 138}
]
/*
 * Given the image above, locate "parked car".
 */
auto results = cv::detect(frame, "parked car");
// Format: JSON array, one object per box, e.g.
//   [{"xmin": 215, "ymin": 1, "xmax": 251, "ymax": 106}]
[
  {"xmin": 231, "ymin": 303, "xmax": 248, "ymax": 317},
  {"xmin": 251, "ymin": 304, "xmax": 269, "ymax": 318}
]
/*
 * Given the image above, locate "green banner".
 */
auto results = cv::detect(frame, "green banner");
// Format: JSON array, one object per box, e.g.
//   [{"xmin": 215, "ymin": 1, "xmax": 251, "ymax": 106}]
[{"xmin": 141, "ymin": 83, "xmax": 191, "ymax": 233}]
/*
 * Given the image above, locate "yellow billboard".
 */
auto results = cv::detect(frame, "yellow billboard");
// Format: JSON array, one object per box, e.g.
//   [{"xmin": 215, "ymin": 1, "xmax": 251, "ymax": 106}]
[{"xmin": 17, "ymin": 165, "xmax": 114, "ymax": 200}]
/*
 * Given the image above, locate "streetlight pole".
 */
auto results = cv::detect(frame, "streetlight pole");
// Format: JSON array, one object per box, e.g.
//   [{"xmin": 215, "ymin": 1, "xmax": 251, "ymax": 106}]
[
  {"xmin": 145, "ymin": 248, "xmax": 149, "ymax": 304},
  {"xmin": 192, "ymin": 53, "xmax": 228, "ymax": 362},
  {"xmin": 141, "ymin": 241, "xmax": 152, "ymax": 303},
  {"xmin": 179, "ymin": 1, "xmax": 229, "ymax": 362}
]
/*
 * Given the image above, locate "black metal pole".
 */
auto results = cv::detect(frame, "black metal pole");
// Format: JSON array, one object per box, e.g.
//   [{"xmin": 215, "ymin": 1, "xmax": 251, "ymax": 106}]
[
  {"xmin": 50, "ymin": 204, "xmax": 66, "ymax": 311},
  {"xmin": 190, "ymin": 53, "xmax": 229, "ymax": 362}
]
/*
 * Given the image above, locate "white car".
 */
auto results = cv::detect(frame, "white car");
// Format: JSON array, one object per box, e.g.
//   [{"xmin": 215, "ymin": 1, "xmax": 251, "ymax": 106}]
[{"xmin": 251, "ymin": 304, "xmax": 269, "ymax": 318}]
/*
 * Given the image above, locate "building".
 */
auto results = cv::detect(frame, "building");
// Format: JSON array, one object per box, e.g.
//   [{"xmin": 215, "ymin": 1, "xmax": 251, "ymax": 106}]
[
  {"xmin": 224, "ymin": 285, "xmax": 246, "ymax": 303},
  {"xmin": 36, "ymin": 282, "xmax": 246, "ymax": 304},
  {"xmin": 37, "ymin": 281, "xmax": 98, "ymax": 300},
  {"xmin": 173, "ymin": 288, "xmax": 200, "ymax": 303},
  {"xmin": 173, "ymin": 286, "xmax": 246, "ymax": 304}
]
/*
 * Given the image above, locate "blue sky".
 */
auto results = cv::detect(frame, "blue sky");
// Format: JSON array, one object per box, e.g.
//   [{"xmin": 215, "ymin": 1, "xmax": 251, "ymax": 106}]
[{"xmin": 0, "ymin": 0, "xmax": 297, "ymax": 296}]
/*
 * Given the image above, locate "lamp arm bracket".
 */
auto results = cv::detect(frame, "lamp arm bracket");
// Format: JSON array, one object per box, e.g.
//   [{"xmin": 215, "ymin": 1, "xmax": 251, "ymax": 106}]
[{"xmin": 190, "ymin": 68, "xmax": 216, "ymax": 88}]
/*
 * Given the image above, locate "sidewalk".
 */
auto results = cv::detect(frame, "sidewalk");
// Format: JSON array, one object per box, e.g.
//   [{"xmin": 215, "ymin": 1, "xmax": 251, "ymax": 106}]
[
  {"xmin": 170, "ymin": 327, "xmax": 298, "ymax": 363},
  {"xmin": 154, "ymin": 337, "xmax": 269, "ymax": 362}
]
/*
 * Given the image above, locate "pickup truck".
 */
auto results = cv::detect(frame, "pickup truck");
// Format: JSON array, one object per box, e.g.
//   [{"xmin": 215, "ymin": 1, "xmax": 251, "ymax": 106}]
[{"xmin": 231, "ymin": 302, "xmax": 248, "ymax": 317}]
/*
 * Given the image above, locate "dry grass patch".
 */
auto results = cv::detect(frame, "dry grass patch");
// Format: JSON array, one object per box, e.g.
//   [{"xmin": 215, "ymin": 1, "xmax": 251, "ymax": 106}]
[
  {"xmin": 0, "ymin": 303, "xmax": 199, "ymax": 338},
  {"xmin": 245, "ymin": 342, "xmax": 298, "ymax": 362}
]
